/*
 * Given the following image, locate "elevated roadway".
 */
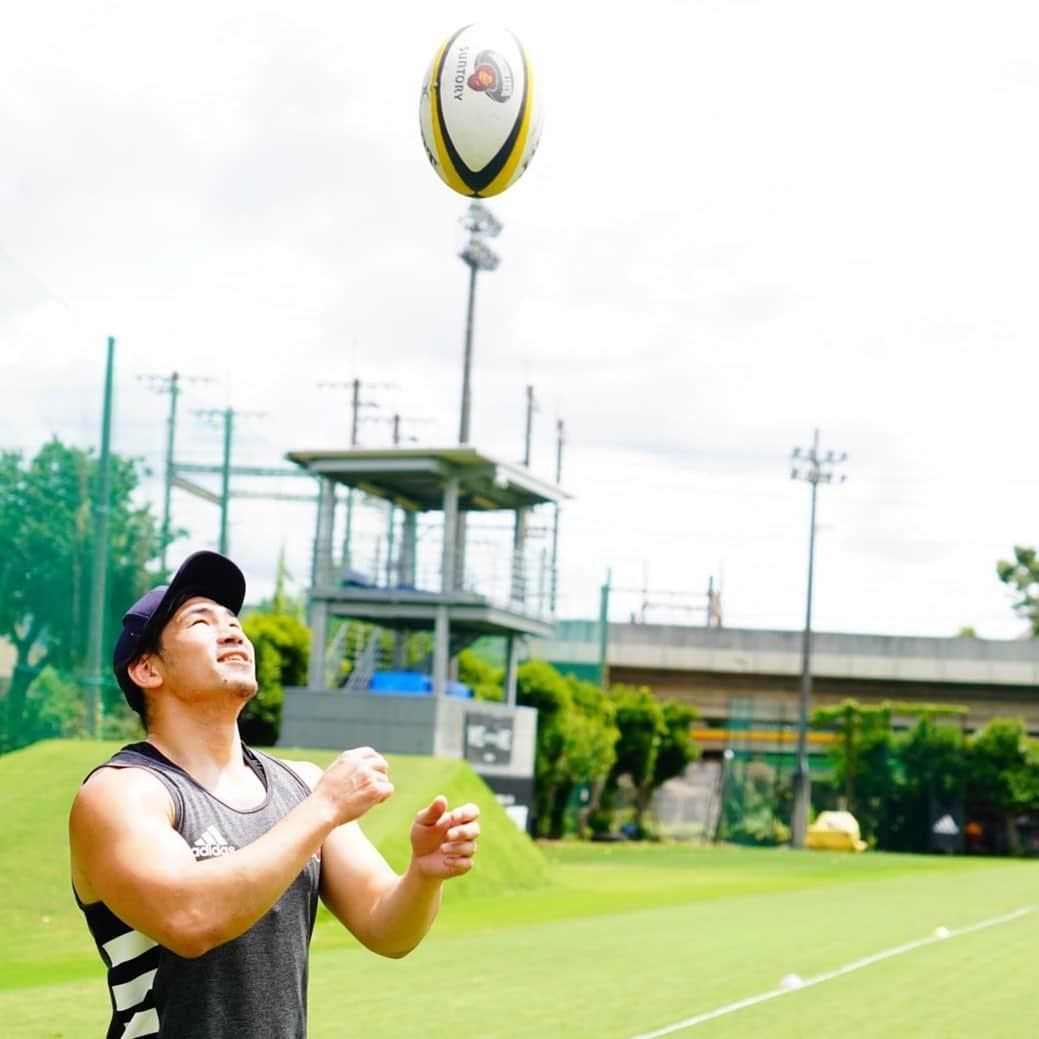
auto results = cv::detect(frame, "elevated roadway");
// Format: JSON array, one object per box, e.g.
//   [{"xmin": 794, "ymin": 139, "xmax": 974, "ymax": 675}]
[{"xmin": 531, "ymin": 621, "xmax": 1039, "ymax": 748}]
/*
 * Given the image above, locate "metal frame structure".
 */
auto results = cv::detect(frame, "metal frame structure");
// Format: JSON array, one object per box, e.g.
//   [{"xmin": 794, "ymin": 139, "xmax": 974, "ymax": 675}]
[{"xmin": 288, "ymin": 445, "xmax": 568, "ymax": 704}]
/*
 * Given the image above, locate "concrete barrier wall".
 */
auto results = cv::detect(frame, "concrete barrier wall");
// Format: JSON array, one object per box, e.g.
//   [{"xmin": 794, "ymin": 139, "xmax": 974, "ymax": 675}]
[
  {"xmin": 279, "ymin": 689, "xmax": 438, "ymax": 755},
  {"xmin": 279, "ymin": 689, "xmax": 537, "ymax": 782}
]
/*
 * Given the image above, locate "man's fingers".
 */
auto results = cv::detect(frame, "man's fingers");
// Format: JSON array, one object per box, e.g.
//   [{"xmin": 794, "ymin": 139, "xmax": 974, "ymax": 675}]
[
  {"xmin": 414, "ymin": 794, "xmax": 448, "ymax": 826},
  {"xmin": 444, "ymin": 803, "xmax": 480, "ymax": 828},
  {"xmin": 446, "ymin": 822, "xmax": 480, "ymax": 842},
  {"xmin": 355, "ymin": 748, "xmax": 390, "ymax": 773},
  {"xmin": 442, "ymin": 856, "xmax": 474, "ymax": 875},
  {"xmin": 333, "ymin": 747, "xmax": 389, "ymax": 774},
  {"xmin": 441, "ymin": 840, "xmax": 477, "ymax": 857}
]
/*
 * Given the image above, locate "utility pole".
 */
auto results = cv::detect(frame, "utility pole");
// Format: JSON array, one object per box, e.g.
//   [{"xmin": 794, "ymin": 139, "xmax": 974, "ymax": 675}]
[
  {"xmin": 85, "ymin": 335, "xmax": 116, "ymax": 738},
  {"xmin": 457, "ymin": 201, "xmax": 502, "ymax": 444},
  {"xmin": 381, "ymin": 412, "xmax": 434, "ymax": 597},
  {"xmin": 707, "ymin": 575, "xmax": 723, "ymax": 628},
  {"xmin": 219, "ymin": 407, "xmax": 233, "ymax": 554},
  {"xmin": 162, "ymin": 373, "xmax": 179, "ymax": 572},
  {"xmin": 317, "ymin": 377, "xmax": 385, "ymax": 445},
  {"xmin": 522, "ymin": 385, "xmax": 536, "ymax": 466},
  {"xmin": 318, "ymin": 377, "xmax": 392, "ymax": 572},
  {"xmin": 789, "ymin": 429, "xmax": 847, "ymax": 849},
  {"xmin": 193, "ymin": 406, "xmax": 266, "ymax": 555},
  {"xmin": 383, "ymin": 410, "xmax": 433, "ymax": 582},
  {"xmin": 549, "ymin": 418, "xmax": 565, "ymax": 614},
  {"xmin": 139, "ymin": 371, "xmax": 213, "ymax": 572},
  {"xmin": 511, "ymin": 386, "xmax": 537, "ymax": 605},
  {"xmin": 598, "ymin": 568, "xmax": 612, "ymax": 689}
]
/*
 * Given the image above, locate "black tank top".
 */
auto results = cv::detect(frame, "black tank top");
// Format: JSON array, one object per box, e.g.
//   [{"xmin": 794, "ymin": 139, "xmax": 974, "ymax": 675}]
[{"xmin": 76, "ymin": 742, "xmax": 320, "ymax": 1039}]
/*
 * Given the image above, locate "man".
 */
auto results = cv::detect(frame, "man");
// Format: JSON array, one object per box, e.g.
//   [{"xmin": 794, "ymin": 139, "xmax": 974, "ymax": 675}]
[{"xmin": 69, "ymin": 550, "xmax": 480, "ymax": 1039}]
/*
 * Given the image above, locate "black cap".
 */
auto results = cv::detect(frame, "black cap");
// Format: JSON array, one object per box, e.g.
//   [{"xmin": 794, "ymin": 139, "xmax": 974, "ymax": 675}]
[{"xmin": 112, "ymin": 551, "xmax": 246, "ymax": 711}]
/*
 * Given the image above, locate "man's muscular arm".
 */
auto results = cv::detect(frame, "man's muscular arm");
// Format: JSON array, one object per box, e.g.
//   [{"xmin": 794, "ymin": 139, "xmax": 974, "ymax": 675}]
[
  {"xmin": 69, "ymin": 747, "xmax": 393, "ymax": 958},
  {"xmin": 287, "ymin": 761, "xmax": 480, "ymax": 959}
]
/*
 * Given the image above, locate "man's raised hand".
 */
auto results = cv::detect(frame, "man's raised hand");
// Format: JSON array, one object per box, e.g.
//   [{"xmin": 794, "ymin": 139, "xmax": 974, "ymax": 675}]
[
  {"xmin": 314, "ymin": 747, "xmax": 395, "ymax": 826},
  {"xmin": 409, "ymin": 796, "xmax": 480, "ymax": 879}
]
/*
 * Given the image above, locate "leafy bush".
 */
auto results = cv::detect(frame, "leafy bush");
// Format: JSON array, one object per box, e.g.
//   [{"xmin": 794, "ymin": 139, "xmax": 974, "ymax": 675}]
[
  {"xmin": 239, "ymin": 610, "xmax": 309, "ymax": 745},
  {"xmin": 458, "ymin": 649, "xmax": 504, "ymax": 701}
]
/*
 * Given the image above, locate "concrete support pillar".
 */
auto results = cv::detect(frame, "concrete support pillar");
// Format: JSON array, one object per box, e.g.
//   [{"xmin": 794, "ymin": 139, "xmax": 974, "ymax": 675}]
[
  {"xmin": 400, "ymin": 509, "xmax": 417, "ymax": 586},
  {"xmin": 392, "ymin": 509, "xmax": 417, "ymax": 670},
  {"xmin": 510, "ymin": 508, "xmax": 528, "ymax": 607},
  {"xmin": 307, "ymin": 606, "xmax": 329, "ymax": 690},
  {"xmin": 442, "ymin": 477, "xmax": 459, "ymax": 592},
  {"xmin": 504, "ymin": 634, "xmax": 519, "ymax": 706},
  {"xmin": 307, "ymin": 477, "xmax": 337, "ymax": 689},
  {"xmin": 433, "ymin": 605, "xmax": 449, "ymax": 698},
  {"xmin": 435, "ymin": 477, "xmax": 460, "ymax": 697}
]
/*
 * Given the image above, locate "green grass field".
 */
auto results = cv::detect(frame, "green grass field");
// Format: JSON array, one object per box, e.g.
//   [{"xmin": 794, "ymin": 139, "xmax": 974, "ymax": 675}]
[{"xmin": 3, "ymin": 741, "xmax": 1038, "ymax": 1037}]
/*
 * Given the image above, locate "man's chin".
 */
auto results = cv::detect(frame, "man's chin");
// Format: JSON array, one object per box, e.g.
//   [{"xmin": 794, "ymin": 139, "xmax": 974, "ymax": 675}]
[{"xmin": 228, "ymin": 678, "xmax": 259, "ymax": 701}]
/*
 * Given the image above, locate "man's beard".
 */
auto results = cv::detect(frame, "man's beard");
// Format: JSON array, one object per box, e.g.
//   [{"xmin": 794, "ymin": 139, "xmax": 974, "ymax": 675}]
[{"xmin": 227, "ymin": 676, "xmax": 259, "ymax": 702}]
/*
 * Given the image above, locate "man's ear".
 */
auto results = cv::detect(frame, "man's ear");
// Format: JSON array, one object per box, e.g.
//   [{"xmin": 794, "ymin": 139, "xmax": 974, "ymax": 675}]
[{"xmin": 127, "ymin": 654, "xmax": 163, "ymax": 690}]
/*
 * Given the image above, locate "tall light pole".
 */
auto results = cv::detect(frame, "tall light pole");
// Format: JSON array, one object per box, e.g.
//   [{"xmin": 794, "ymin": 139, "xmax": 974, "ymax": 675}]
[
  {"xmin": 85, "ymin": 335, "xmax": 116, "ymax": 738},
  {"xmin": 457, "ymin": 201, "xmax": 501, "ymax": 444},
  {"xmin": 789, "ymin": 429, "xmax": 847, "ymax": 848}
]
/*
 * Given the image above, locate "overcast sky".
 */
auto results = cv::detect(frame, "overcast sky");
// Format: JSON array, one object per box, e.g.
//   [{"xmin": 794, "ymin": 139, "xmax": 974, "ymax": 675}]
[{"xmin": 3, "ymin": 1, "xmax": 1038, "ymax": 640}]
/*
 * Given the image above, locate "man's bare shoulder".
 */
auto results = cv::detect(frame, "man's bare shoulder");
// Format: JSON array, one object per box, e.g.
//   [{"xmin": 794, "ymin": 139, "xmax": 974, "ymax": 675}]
[
  {"xmin": 72, "ymin": 763, "xmax": 175, "ymax": 823},
  {"xmin": 270, "ymin": 756, "xmax": 323, "ymax": 791},
  {"xmin": 70, "ymin": 764, "xmax": 179, "ymax": 904}
]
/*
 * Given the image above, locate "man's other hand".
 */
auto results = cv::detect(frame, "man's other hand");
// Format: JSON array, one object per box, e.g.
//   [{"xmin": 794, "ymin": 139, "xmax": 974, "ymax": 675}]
[{"xmin": 409, "ymin": 797, "xmax": 480, "ymax": 879}]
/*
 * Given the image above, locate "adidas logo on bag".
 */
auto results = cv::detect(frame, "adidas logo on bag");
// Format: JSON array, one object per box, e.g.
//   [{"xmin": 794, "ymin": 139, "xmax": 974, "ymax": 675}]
[{"xmin": 191, "ymin": 826, "xmax": 236, "ymax": 859}]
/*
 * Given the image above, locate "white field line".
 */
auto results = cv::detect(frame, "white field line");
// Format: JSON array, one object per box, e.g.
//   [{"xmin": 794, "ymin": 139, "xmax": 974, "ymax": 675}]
[{"xmin": 628, "ymin": 906, "xmax": 1034, "ymax": 1039}]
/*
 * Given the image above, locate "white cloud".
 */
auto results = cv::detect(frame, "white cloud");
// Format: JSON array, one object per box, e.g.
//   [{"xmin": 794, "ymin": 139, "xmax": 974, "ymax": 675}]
[{"xmin": 2, "ymin": 0, "xmax": 1038, "ymax": 641}]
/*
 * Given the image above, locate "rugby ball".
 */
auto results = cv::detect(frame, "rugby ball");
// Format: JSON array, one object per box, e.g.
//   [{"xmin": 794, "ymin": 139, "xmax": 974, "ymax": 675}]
[{"xmin": 419, "ymin": 24, "xmax": 543, "ymax": 198}]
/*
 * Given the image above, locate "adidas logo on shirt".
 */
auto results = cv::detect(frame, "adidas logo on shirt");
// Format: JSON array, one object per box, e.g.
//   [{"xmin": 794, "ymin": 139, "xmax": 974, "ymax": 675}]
[{"xmin": 191, "ymin": 826, "xmax": 237, "ymax": 859}]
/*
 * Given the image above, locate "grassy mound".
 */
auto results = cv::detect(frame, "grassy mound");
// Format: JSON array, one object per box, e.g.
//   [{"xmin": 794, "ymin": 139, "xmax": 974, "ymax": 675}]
[
  {"xmin": 0, "ymin": 739, "xmax": 547, "ymax": 986},
  {"xmin": 277, "ymin": 747, "xmax": 550, "ymax": 901}
]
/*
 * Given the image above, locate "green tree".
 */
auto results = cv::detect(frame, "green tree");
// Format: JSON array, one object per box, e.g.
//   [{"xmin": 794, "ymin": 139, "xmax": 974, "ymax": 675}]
[
  {"xmin": 240, "ymin": 610, "xmax": 310, "ymax": 746},
  {"xmin": 602, "ymin": 694, "xmax": 698, "ymax": 839},
  {"xmin": 516, "ymin": 659, "xmax": 573, "ymax": 835},
  {"xmin": 546, "ymin": 676, "xmax": 619, "ymax": 838},
  {"xmin": 996, "ymin": 546, "xmax": 1039, "ymax": 633},
  {"xmin": 22, "ymin": 666, "xmax": 84, "ymax": 741},
  {"xmin": 605, "ymin": 684, "xmax": 669, "ymax": 836},
  {"xmin": 458, "ymin": 649, "xmax": 504, "ymax": 701},
  {"xmin": 889, "ymin": 716, "xmax": 967, "ymax": 853},
  {"xmin": 967, "ymin": 716, "xmax": 1039, "ymax": 855},
  {"xmin": 0, "ymin": 439, "xmax": 163, "ymax": 751},
  {"xmin": 601, "ymin": 694, "xmax": 699, "ymax": 840},
  {"xmin": 655, "ymin": 701, "xmax": 701, "ymax": 789},
  {"xmin": 513, "ymin": 661, "xmax": 622, "ymax": 837},
  {"xmin": 718, "ymin": 758, "xmax": 792, "ymax": 846},
  {"xmin": 812, "ymin": 700, "xmax": 895, "ymax": 844}
]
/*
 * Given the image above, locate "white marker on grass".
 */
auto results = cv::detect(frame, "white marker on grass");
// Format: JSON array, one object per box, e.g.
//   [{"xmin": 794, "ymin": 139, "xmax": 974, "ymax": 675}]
[{"xmin": 627, "ymin": 906, "xmax": 1034, "ymax": 1039}]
